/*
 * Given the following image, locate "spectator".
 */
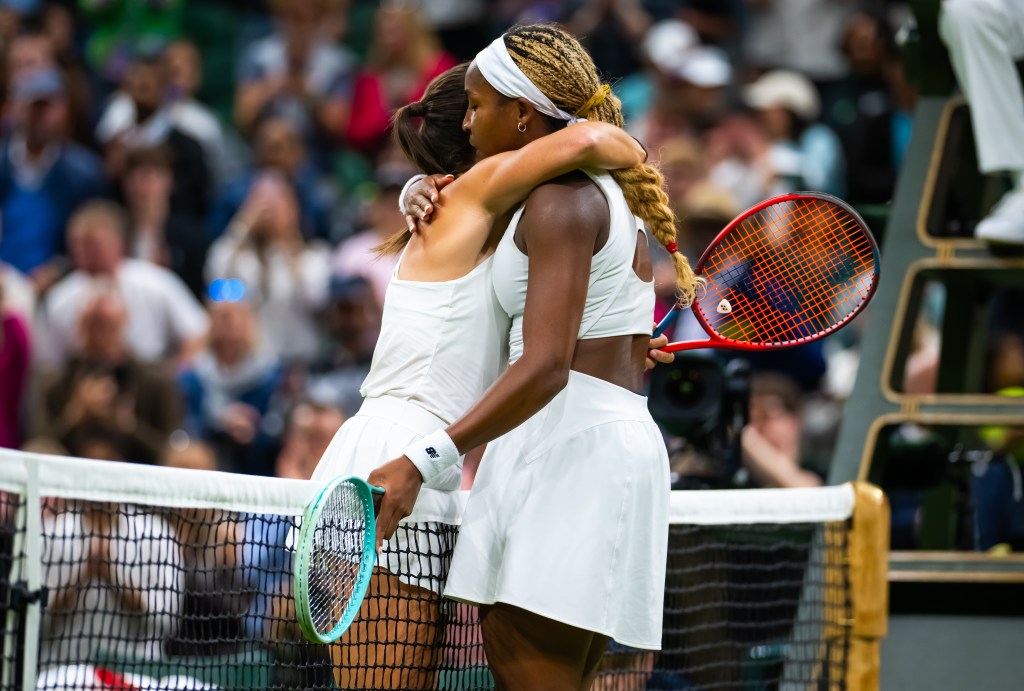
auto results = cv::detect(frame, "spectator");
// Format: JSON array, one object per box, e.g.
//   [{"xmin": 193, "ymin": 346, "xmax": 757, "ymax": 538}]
[
  {"xmin": 659, "ymin": 135, "xmax": 706, "ymax": 218},
  {"xmin": 703, "ymin": 113, "xmax": 774, "ymax": 208},
  {"xmin": 97, "ymin": 53, "xmax": 211, "ymax": 220},
  {"xmin": 0, "ymin": 278, "xmax": 29, "ymax": 449},
  {"xmin": 32, "ymin": 289, "xmax": 182, "ymax": 463},
  {"xmin": 121, "ymin": 145, "xmax": 208, "ymax": 298},
  {"xmin": 177, "ymin": 299, "xmax": 283, "ymax": 476},
  {"xmin": 626, "ymin": 24, "xmax": 732, "ymax": 157},
  {"xmin": 158, "ymin": 438, "xmax": 250, "ymax": 656},
  {"xmin": 237, "ymin": 399, "xmax": 339, "ymax": 686},
  {"xmin": 0, "ymin": 246, "xmax": 34, "ymax": 319},
  {"xmin": 234, "ymin": 0, "xmax": 355, "ymax": 168},
  {"xmin": 743, "ymin": 70, "xmax": 846, "ymax": 197},
  {"xmin": 744, "ymin": 0, "xmax": 854, "ymax": 84},
  {"xmin": 0, "ymin": 68, "xmax": 106, "ymax": 291},
  {"xmin": 306, "ymin": 275, "xmax": 381, "ymax": 418},
  {"xmin": 346, "ymin": 6, "xmax": 458, "ymax": 154},
  {"xmin": 39, "ymin": 4, "xmax": 93, "ymax": 136},
  {"xmin": 208, "ymin": 117, "xmax": 332, "ymax": 242},
  {"xmin": 274, "ymin": 400, "xmax": 345, "ymax": 480},
  {"xmin": 939, "ymin": 0, "xmax": 1024, "ymax": 243},
  {"xmin": 564, "ymin": 0, "xmax": 663, "ymax": 81},
  {"xmin": 39, "ymin": 200, "xmax": 208, "ymax": 368},
  {"xmin": 331, "ymin": 151, "xmax": 413, "ymax": 306},
  {"xmin": 205, "ymin": 173, "xmax": 331, "ymax": 365},
  {"xmin": 841, "ymin": 11, "xmax": 918, "ymax": 205},
  {"xmin": 740, "ymin": 373, "xmax": 824, "ymax": 488},
  {"xmin": 78, "ymin": 0, "xmax": 184, "ymax": 88},
  {"xmin": 97, "ymin": 40, "xmax": 231, "ymax": 187},
  {"xmin": 20, "ymin": 11, "xmax": 94, "ymax": 148},
  {"xmin": 40, "ymin": 502, "xmax": 184, "ymax": 666}
]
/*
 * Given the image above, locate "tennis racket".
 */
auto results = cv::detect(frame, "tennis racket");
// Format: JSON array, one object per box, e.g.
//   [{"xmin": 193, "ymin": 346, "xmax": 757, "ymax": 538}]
[
  {"xmin": 293, "ymin": 475, "xmax": 384, "ymax": 644},
  {"xmin": 654, "ymin": 191, "xmax": 879, "ymax": 353}
]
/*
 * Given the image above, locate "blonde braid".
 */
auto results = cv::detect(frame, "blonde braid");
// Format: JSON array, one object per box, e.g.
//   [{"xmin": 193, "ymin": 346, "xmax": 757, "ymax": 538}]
[{"xmin": 504, "ymin": 25, "xmax": 699, "ymax": 307}]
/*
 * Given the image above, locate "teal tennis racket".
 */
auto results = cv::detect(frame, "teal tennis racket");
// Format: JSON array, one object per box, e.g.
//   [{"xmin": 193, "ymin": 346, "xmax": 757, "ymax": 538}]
[{"xmin": 293, "ymin": 476, "xmax": 384, "ymax": 643}]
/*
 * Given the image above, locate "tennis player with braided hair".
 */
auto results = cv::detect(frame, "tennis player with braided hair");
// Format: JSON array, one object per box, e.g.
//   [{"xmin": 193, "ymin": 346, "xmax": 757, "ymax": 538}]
[
  {"xmin": 371, "ymin": 24, "xmax": 699, "ymax": 689},
  {"xmin": 310, "ymin": 63, "xmax": 649, "ymax": 689}
]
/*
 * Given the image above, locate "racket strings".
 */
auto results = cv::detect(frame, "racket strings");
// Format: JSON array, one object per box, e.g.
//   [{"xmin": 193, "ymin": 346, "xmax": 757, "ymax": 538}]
[
  {"xmin": 698, "ymin": 198, "xmax": 876, "ymax": 346},
  {"xmin": 308, "ymin": 483, "xmax": 370, "ymax": 637}
]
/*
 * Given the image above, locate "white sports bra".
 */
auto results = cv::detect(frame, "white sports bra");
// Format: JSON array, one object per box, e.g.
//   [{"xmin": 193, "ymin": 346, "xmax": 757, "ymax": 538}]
[
  {"xmin": 359, "ymin": 251, "xmax": 511, "ymax": 424},
  {"xmin": 492, "ymin": 170, "xmax": 655, "ymax": 364}
]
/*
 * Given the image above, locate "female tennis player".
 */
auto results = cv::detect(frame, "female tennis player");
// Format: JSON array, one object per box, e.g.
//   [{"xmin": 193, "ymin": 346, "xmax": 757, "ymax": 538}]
[
  {"xmin": 309, "ymin": 64, "xmax": 648, "ymax": 689},
  {"xmin": 370, "ymin": 25, "xmax": 698, "ymax": 689}
]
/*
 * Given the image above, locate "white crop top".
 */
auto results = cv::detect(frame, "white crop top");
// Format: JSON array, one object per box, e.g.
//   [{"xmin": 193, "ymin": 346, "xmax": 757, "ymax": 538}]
[
  {"xmin": 492, "ymin": 170, "xmax": 656, "ymax": 364},
  {"xmin": 360, "ymin": 252, "xmax": 511, "ymax": 424}
]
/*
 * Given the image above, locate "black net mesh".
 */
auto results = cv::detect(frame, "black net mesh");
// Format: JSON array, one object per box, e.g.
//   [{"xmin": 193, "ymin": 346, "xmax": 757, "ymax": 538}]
[
  {"xmin": 1, "ymin": 494, "xmax": 852, "ymax": 690},
  {"xmin": 594, "ymin": 522, "xmax": 851, "ymax": 690}
]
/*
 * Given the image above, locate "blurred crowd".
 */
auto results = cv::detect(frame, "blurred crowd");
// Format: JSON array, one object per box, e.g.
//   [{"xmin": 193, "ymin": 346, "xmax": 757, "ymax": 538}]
[{"xmin": 0, "ymin": 0, "xmax": 921, "ymax": 490}]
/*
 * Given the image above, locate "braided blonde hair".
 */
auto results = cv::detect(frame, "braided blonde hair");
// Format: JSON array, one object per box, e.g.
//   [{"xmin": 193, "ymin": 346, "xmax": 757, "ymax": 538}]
[{"xmin": 504, "ymin": 25, "xmax": 699, "ymax": 307}]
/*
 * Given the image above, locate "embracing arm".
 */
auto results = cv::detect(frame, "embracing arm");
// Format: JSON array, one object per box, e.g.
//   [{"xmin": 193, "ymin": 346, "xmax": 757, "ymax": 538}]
[
  {"xmin": 369, "ymin": 181, "xmax": 602, "ymax": 544},
  {"xmin": 462, "ymin": 121, "xmax": 645, "ymax": 216},
  {"xmin": 445, "ymin": 187, "xmax": 596, "ymax": 449}
]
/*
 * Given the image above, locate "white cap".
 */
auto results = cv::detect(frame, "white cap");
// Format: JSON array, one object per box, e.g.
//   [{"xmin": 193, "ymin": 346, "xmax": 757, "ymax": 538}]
[
  {"xmin": 644, "ymin": 20, "xmax": 699, "ymax": 70},
  {"xmin": 675, "ymin": 46, "xmax": 732, "ymax": 87},
  {"xmin": 743, "ymin": 70, "xmax": 821, "ymax": 121}
]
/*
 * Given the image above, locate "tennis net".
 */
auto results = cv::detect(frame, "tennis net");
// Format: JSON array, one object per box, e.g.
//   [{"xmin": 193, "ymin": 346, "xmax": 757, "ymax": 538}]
[{"xmin": 0, "ymin": 449, "xmax": 887, "ymax": 690}]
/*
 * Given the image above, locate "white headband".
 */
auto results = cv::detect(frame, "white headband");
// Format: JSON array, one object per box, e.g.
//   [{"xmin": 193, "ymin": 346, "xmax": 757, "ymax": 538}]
[{"xmin": 473, "ymin": 35, "xmax": 585, "ymax": 125}]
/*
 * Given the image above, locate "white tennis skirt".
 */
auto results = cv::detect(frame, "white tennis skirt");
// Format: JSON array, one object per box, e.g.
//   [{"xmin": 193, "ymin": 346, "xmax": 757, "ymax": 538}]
[
  {"xmin": 443, "ymin": 371, "xmax": 670, "ymax": 650},
  {"xmin": 311, "ymin": 395, "xmax": 462, "ymax": 491},
  {"xmin": 311, "ymin": 395, "xmax": 464, "ymax": 588}
]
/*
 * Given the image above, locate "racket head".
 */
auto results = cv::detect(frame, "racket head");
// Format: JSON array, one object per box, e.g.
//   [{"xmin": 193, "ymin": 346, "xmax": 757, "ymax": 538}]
[
  {"xmin": 665, "ymin": 191, "xmax": 879, "ymax": 353},
  {"xmin": 293, "ymin": 475, "xmax": 383, "ymax": 644}
]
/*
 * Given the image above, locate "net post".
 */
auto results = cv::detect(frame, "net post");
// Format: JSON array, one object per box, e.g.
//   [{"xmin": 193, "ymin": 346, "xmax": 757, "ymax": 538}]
[
  {"xmin": 846, "ymin": 482, "xmax": 890, "ymax": 690},
  {"xmin": 19, "ymin": 455, "xmax": 41, "ymax": 691},
  {"xmin": 2, "ymin": 497, "xmax": 23, "ymax": 690}
]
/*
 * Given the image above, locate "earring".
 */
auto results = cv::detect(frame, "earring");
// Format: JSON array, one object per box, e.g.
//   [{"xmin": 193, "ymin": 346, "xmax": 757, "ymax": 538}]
[{"xmin": 517, "ymin": 121, "xmax": 527, "ymax": 133}]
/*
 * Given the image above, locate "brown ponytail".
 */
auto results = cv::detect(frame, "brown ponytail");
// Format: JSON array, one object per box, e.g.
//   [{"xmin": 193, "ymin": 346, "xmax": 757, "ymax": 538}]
[{"xmin": 378, "ymin": 62, "xmax": 476, "ymax": 256}]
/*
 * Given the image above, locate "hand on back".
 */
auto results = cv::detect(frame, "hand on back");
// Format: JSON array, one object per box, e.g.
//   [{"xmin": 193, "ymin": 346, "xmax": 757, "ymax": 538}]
[{"xmin": 403, "ymin": 174, "xmax": 456, "ymax": 232}]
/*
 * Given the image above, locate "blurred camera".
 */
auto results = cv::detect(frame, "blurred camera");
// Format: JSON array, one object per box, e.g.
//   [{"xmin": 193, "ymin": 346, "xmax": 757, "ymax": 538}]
[{"xmin": 648, "ymin": 354, "xmax": 751, "ymax": 487}]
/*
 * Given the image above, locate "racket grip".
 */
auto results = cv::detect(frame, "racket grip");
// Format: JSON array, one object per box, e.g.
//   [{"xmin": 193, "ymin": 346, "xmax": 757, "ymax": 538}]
[{"xmin": 653, "ymin": 308, "xmax": 681, "ymax": 339}]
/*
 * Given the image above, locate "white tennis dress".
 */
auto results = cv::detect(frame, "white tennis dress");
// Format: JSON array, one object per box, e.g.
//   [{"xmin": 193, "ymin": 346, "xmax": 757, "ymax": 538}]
[
  {"xmin": 312, "ymin": 251, "xmax": 509, "ymax": 488},
  {"xmin": 443, "ymin": 171, "xmax": 671, "ymax": 650}
]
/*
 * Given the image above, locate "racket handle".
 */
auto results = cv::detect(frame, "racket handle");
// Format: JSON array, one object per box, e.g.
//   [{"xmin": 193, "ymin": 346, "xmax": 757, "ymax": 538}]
[{"xmin": 653, "ymin": 308, "xmax": 681, "ymax": 339}]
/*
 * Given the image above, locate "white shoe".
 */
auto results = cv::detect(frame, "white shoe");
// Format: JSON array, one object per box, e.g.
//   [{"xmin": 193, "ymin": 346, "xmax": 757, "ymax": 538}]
[{"xmin": 976, "ymin": 188, "xmax": 1024, "ymax": 244}]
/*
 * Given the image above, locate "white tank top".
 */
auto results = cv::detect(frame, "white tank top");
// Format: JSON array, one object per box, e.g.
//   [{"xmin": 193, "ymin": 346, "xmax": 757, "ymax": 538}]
[
  {"xmin": 492, "ymin": 171, "xmax": 655, "ymax": 363},
  {"xmin": 359, "ymin": 252, "xmax": 511, "ymax": 424}
]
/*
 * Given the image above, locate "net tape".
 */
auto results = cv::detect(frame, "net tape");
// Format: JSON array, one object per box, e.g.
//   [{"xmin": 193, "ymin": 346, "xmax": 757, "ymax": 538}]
[{"xmin": 0, "ymin": 451, "xmax": 855, "ymax": 691}]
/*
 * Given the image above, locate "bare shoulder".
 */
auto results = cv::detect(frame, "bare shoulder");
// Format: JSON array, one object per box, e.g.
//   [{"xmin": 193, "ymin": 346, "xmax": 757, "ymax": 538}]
[{"xmin": 520, "ymin": 172, "xmax": 609, "ymax": 240}]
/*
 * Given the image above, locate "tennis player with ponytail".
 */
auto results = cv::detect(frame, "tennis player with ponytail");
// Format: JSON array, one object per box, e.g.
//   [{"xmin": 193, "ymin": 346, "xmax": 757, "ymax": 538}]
[{"xmin": 371, "ymin": 25, "xmax": 699, "ymax": 689}]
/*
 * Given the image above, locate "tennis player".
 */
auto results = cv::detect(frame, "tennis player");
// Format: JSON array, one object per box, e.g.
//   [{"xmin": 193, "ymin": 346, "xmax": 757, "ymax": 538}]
[
  {"xmin": 371, "ymin": 25, "xmax": 698, "ymax": 689},
  {"xmin": 309, "ymin": 64, "xmax": 648, "ymax": 689}
]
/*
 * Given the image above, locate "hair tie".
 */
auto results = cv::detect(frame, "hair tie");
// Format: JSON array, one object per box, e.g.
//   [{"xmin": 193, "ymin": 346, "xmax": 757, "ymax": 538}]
[
  {"xmin": 665, "ymin": 242, "xmax": 678, "ymax": 254},
  {"xmin": 408, "ymin": 101, "xmax": 426, "ymax": 117},
  {"xmin": 576, "ymin": 84, "xmax": 611, "ymax": 118}
]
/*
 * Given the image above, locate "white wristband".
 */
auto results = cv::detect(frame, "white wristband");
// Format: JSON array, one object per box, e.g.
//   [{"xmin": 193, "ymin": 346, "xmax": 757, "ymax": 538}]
[
  {"xmin": 398, "ymin": 174, "xmax": 427, "ymax": 215},
  {"xmin": 404, "ymin": 429, "xmax": 460, "ymax": 484}
]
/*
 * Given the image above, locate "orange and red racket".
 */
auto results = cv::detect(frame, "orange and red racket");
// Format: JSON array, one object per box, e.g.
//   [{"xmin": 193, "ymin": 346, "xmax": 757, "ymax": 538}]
[{"xmin": 654, "ymin": 192, "xmax": 879, "ymax": 353}]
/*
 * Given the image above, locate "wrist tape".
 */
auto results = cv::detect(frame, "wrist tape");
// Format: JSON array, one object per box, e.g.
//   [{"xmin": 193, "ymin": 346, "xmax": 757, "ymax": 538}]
[
  {"xmin": 398, "ymin": 174, "xmax": 427, "ymax": 215},
  {"xmin": 404, "ymin": 429, "xmax": 460, "ymax": 484}
]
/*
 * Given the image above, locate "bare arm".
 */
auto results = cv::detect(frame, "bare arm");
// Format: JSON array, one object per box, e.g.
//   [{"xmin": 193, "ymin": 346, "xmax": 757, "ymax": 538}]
[
  {"xmin": 454, "ymin": 121, "xmax": 644, "ymax": 217},
  {"xmin": 369, "ymin": 179, "xmax": 605, "ymax": 543},
  {"xmin": 445, "ymin": 182, "xmax": 599, "ymax": 449}
]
